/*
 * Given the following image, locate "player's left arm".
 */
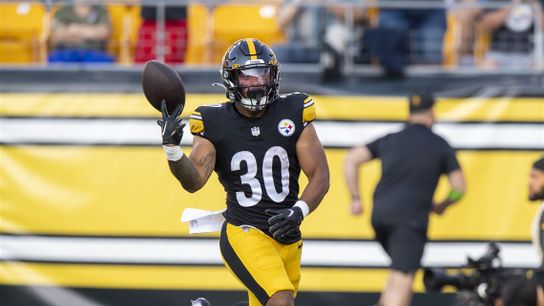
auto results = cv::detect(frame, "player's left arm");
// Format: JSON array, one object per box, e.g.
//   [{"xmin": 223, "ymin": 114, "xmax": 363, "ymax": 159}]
[
  {"xmin": 296, "ymin": 123, "xmax": 330, "ymax": 213},
  {"xmin": 266, "ymin": 95, "xmax": 329, "ymax": 240},
  {"xmin": 265, "ymin": 122, "xmax": 330, "ymax": 240},
  {"xmin": 432, "ymin": 146, "xmax": 466, "ymax": 215}
]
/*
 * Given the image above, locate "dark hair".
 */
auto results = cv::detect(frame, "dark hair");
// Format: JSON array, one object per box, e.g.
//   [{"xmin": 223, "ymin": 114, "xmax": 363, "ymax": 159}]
[
  {"xmin": 533, "ymin": 157, "xmax": 544, "ymax": 171},
  {"xmin": 501, "ymin": 278, "xmax": 537, "ymax": 306}
]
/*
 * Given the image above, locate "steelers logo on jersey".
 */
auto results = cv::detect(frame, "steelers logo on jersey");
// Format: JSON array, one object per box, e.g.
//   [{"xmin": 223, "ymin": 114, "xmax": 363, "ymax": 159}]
[{"xmin": 278, "ymin": 119, "xmax": 296, "ymax": 137}]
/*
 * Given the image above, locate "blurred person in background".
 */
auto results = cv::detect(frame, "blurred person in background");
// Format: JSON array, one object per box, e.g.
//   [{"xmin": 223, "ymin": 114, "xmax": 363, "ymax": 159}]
[
  {"xmin": 479, "ymin": 0, "xmax": 544, "ymax": 69},
  {"xmin": 495, "ymin": 277, "xmax": 540, "ymax": 306},
  {"xmin": 320, "ymin": 3, "xmax": 370, "ymax": 81},
  {"xmin": 364, "ymin": 0, "xmax": 447, "ymax": 78},
  {"xmin": 530, "ymin": 157, "xmax": 544, "ymax": 268},
  {"xmin": 48, "ymin": 0, "xmax": 113, "ymax": 63},
  {"xmin": 344, "ymin": 92, "xmax": 466, "ymax": 306},
  {"xmin": 158, "ymin": 38, "xmax": 329, "ymax": 306},
  {"xmin": 492, "ymin": 157, "xmax": 544, "ymax": 306},
  {"xmin": 273, "ymin": 0, "xmax": 325, "ymax": 64},
  {"xmin": 452, "ymin": 0, "xmax": 487, "ymax": 66},
  {"xmin": 273, "ymin": 0, "xmax": 369, "ymax": 81},
  {"xmin": 530, "ymin": 156, "xmax": 544, "ymax": 306}
]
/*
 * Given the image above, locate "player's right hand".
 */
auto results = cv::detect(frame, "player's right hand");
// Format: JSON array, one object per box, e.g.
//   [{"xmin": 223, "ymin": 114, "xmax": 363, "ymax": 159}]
[
  {"xmin": 266, "ymin": 207, "xmax": 304, "ymax": 241},
  {"xmin": 157, "ymin": 100, "xmax": 185, "ymax": 146}
]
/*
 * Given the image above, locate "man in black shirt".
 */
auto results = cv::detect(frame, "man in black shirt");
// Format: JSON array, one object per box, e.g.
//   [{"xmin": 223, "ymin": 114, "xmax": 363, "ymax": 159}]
[{"xmin": 343, "ymin": 92, "xmax": 466, "ymax": 306}]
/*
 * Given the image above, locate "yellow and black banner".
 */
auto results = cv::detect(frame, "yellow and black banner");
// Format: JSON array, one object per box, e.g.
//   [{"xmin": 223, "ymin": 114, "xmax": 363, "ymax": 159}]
[{"xmin": 1, "ymin": 93, "xmax": 543, "ymax": 306}]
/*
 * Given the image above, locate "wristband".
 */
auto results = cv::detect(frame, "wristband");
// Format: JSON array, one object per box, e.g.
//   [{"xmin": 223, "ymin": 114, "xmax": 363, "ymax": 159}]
[
  {"xmin": 293, "ymin": 200, "xmax": 310, "ymax": 218},
  {"xmin": 162, "ymin": 145, "xmax": 184, "ymax": 161},
  {"xmin": 447, "ymin": 189, "xmax": 464, "ymax": 202}
]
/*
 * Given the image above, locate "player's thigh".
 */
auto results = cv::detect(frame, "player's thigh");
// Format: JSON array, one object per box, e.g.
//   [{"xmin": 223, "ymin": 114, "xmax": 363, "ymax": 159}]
[
  {"xmin": 220, "ymin": 223, "xmax": 296, "ymax": 305},
  {"xmin": 387, "ymin": 225, "xmax": 427, "ymax": 273},
  {"xmin": 282, "ymin": 240, "xmax": 302, "ymax": 293}
]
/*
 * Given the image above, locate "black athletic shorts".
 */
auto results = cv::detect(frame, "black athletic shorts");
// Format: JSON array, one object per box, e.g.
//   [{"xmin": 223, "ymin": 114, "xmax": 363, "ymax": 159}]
[{"xmin": 372, "ymin": 222, "xmax": 427, "ymax": 273}]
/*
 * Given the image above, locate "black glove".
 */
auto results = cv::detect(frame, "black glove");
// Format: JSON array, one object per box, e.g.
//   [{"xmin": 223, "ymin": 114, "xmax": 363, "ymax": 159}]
[
  {"xmin": 157, "ymin": 100, "xmax": 185, "ymax": 145},
  {"xmin": 266, "ymin": 207, "xmax": 304, "ymax": 240}
]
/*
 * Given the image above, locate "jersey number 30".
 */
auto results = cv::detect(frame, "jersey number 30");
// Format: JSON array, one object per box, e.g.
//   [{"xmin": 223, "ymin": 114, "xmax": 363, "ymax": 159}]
[{"xmin": 231, "ymin": 146, "xmax": 289, "ymax": 207}]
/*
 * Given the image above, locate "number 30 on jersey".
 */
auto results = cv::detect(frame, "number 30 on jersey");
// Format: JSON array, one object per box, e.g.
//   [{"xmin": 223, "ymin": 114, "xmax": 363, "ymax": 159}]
[{"xmin": 231, "ymin": 146, "xmax": 290, "ymax": 207}]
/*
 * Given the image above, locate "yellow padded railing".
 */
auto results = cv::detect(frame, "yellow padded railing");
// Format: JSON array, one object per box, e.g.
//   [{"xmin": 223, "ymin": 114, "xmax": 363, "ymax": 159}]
[{"xmin": 0, "ymin": 2, "xmax": 48, "ymax": 64}]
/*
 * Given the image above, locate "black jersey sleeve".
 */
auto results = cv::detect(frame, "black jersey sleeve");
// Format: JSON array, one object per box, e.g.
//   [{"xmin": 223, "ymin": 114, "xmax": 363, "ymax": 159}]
[
  {"xmin": 441, "ymin": 143, "xmax": 461, "ymax": 174},
  {"xmin": 366, "ymin": 135, "xmax": 386, "ymax": 158}
]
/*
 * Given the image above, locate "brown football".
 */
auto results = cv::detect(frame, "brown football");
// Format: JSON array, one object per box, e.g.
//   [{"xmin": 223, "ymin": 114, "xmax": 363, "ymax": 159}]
[{"xmin": 141, "ymin": 60, "xmax": 186, "ymax": 114}]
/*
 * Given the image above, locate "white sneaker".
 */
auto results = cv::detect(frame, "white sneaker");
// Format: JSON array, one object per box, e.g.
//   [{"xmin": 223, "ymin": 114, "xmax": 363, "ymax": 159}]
[{"xmin": 190, "ymin": 297, "xmax": 211, "ymax": 306}]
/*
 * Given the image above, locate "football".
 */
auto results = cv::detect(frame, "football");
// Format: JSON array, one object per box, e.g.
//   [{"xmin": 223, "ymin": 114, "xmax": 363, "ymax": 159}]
[{"xmin": 141, "ymin": 60, "xmax": 186, "ymax": 114}]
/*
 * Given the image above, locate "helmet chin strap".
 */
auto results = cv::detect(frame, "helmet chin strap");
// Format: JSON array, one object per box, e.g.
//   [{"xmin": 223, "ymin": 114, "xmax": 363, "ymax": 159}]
[{"xmin": 238, "ymin": 87, "xmax": 267, "ymax": 111}]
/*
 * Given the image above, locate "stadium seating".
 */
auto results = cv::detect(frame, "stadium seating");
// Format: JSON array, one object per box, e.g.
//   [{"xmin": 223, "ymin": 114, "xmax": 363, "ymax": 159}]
[
  {"xmin": 0, "ymin": 1, "xmax": 503, "ymax": 67},
  {"xmin": 134, "ymin": 5, "xmax": 189, "ymax": 64},
  {"xmin": 107, "ymin": 4, "xmax": 141, "ymax": 64},
  {"xmin": 135, "ymin": 20, "xmax": 188, "ymax": 64},
  {"xmin": 474, "ymin": 23, "xmax": 490, "ymax": 66},
  {"xmin": 185, "ymin": 3, "xmax": 210, "ymax": 64},
  {"xmin": 0, "ymin": 3, "xmax": 141, "ymax": 64},
  {"xmin": 210, "ymin": 4, "xmax": 285, "ymax": 62},
  {"xmin": 443, "ymin": 13, "xmax": 460, "ymax": 67},
  {"xmin": 0, "ymin": 2, "xmax": 48, "ymax": 64}
]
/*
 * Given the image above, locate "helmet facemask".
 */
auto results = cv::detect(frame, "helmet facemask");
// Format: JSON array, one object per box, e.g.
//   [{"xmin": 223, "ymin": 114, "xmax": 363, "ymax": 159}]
[
  {"xmin": 232, "ymin": 65, "xmax": 276, "ymax": 112},
  {"xmin": 222, "ymin": 64, "xmax": 279, "ymax": 112}
]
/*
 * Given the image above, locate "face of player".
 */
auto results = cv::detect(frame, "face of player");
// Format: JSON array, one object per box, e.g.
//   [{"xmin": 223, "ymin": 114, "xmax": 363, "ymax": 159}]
[
  {"xmin": 236, "ymin": 67, "xmax": 270, "ymax": 100},
  {"xmin": 529, "ymin": 169, "xmax": 544, "ymax": 201}
]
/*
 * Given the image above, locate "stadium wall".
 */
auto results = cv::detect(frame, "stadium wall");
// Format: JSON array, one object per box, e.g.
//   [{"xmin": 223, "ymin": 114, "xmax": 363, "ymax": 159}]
[{"xmin": 0, "ymin": 93, "xmax": 542, "ymax": 306}]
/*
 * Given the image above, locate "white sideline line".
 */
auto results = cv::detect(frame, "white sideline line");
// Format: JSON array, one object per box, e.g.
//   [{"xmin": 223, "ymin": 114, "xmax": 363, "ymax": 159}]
[
  {"xmin": 0, "ymin": 235, "xmax": 538, "ymax": 268},
  {"xmin": 0, "ymin": 118, "xmax": 542, "ymax": 149}
]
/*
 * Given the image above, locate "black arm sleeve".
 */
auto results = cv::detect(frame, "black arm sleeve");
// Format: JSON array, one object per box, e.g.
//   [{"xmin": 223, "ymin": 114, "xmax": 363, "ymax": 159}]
[
  {"xmin": 366, "ymin": 136, "xmax": 384, "ymax": 159},
  {"xmin": 441, "ymin": 144, "xmax": 461, "ymax": 174}
]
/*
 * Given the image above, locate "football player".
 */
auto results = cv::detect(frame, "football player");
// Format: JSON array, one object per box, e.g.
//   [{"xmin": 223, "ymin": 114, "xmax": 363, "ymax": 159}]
[{"xmin": 158, "ymin": 38, "xmax": 330, "ymax": 306}]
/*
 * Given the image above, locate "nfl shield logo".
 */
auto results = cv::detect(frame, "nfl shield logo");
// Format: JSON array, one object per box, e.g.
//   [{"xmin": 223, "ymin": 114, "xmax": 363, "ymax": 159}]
[{"xmin": 251, "ymin": 126, "xmax": 260, "ymax": 137}]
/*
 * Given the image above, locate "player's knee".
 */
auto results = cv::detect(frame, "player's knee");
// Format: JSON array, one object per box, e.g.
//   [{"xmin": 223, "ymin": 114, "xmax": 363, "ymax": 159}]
[{"xmin": 265, "ymin": 291, "xmax": 294, "ymax": 306}]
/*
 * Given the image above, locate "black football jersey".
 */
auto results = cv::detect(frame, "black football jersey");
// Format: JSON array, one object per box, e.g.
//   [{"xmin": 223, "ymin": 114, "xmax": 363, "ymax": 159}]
[{"xmin": 189, "ymin": 92, "xmax": 316, "ymax": 242}]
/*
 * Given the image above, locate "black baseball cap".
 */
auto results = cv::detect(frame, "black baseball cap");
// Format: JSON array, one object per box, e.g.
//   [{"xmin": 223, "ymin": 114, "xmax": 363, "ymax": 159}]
[
  {"xmin": 533, "ymin": 157, "xmax": 544, "ymax": 171},
  {"xmin": 409, "ymin": 91, "xmax": 435, "ymax": 113}
]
